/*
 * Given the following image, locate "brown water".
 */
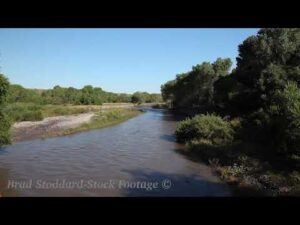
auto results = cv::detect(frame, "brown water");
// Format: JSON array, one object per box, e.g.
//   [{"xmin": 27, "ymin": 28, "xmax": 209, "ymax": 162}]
[{"xmin": 0, "ymin": 108, "xmax": 231, "ymax": 196}]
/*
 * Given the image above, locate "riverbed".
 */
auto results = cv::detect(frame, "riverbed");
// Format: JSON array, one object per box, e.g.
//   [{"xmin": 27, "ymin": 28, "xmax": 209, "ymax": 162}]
[{"xmin": 0, "ymin": 108, "xmax": 231, "ymax": 196}]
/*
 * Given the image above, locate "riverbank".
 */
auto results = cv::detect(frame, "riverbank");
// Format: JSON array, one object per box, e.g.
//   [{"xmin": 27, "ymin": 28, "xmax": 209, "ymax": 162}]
[
  {"xmin": 11, "ymin": 108, "xmax": 142, "ymax": 142},
  {"xmin": 171, "ymin": 111, "xmax": 300, "ymax": 196},
  {"xmin": 179, "ymin": 141, "xmax": 300, "ymax": 196}
]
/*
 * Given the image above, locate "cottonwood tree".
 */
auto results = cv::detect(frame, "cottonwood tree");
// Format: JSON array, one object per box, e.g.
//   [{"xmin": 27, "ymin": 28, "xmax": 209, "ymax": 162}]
[
  {"xmin": 0, "ymin": 74, "xmax": 11, "ymax": 146},
  {"xmin": 231, "ymin": 28, "xmax": 300, "ymax": 154}
]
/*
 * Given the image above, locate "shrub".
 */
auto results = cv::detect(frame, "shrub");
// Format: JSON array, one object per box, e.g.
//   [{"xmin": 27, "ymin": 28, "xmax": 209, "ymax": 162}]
[
  {"xmin": 175, "ymin": 114, "xmax": 234, "ymax": 144},
  {"xmin": 0, "ymin": 111, "xmax": 11, "ymax": 146},
  {"xmin": 3, "ymin": 103, "xmax": 43, "ymax": 122},
  {"xmin": 21, "ymin": 110, "xmax": 43, "ymax": 121}
]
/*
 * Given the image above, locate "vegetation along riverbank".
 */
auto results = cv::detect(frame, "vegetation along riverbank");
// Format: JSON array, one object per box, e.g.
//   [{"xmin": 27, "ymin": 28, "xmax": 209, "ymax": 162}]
[
  {"xmin": 161, "ymin": 28, "xmax": 300, "ymax": 196},
  {"xmin": 0, "ymin": 76, "xmax": 159, "ymax": 145},
  {"xmin": 11, "ymin": 108, "xmax": 142, "ymax": 142},
  {"xmin": 2, "ymin": 28, "xmax": 300, "ymax": 197}
]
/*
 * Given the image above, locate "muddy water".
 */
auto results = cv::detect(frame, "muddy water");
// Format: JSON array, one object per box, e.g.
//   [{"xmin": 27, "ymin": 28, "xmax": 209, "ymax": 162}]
[{"xmin": 0, "ymin": 108, "xmax": 231, "ymax": 196}]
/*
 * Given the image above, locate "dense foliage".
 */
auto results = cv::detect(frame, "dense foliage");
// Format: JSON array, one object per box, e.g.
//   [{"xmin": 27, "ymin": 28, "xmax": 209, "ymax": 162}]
[
  {"xmin": 161, "ymin": 58, "xmax": 232, "ymax": 111},
  {"xmin": 6, "ymin": 84, "xmax": 161, "ymax": 105},
  {"xmin": 163, "ymin": 28, "xmax": 300, "ymax": 157},
  {"xmin": 131, "ymin": 92, "xmax": 162, "ymax": 104},
  {"xmin": 175, "ymin": 114, "xmax": 234, "ymax": 144},
  {"xmin": 7, "ymin": 84, "xmax": 44, "ymax": 104},
  {"xmin": 3, "ymin": 103, "xmax": 44, "ymax": 122},
  {"xmin": 0, "ymin": 74, "xmax": 11, "ymax": 146},
  {"xmin": 233, "ymin": 29, "xmax": 300, "ymax": 154}
]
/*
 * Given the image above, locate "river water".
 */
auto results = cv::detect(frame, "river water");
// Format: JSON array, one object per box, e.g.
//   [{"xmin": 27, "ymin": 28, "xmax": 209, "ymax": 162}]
[{"xmin": 0, "ymin": 108, "xmax": 231, "ymax": 196}]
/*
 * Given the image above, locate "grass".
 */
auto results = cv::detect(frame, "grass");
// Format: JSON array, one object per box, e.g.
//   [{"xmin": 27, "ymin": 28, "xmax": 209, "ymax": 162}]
[
  {"xmin": 41, "ymin": 104, "xmax": 101, "ymax": 117},
  {"xmin": 63, "ymin": 108, "xmax": 143, "ymax": 136},
  {"xmin": 3, "ymin": 103, "xmax": 103, "ymax": 122},
  {"xmin": 4, "ymin": 103, "xmax": 137, "ymax": 123},
  {"xmin": 3, "ymin": 103, "xmax": 43, "ymax": 122}
]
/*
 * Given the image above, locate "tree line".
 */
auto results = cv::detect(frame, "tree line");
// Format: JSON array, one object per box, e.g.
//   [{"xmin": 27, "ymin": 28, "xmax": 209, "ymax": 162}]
[
  {"xmin": 6, "ymin": 84, "xmax": 162, "ymax": 105},
  {"xmin": 161, "ymin": 28, "xmax": 300, "ymax": 157}
]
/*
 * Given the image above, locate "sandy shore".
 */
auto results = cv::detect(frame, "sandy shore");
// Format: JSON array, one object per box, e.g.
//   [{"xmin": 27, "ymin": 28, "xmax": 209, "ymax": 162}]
[
  {"xmin": 11, "ymin": 113, "xmax": 95, "ymax": 142},
  {"xmin": 9, "ymin": 103, "xmax": 156, "ymax": 142},
  {"xmin": 10, "ymin": 103, "xmax": 139, "ymax": 142}
]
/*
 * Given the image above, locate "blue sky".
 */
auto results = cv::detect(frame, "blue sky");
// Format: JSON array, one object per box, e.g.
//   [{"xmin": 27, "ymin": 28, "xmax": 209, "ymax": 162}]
[{"xmin": 0, "ymin": 29, "xmax": 258, "ymax": 93}]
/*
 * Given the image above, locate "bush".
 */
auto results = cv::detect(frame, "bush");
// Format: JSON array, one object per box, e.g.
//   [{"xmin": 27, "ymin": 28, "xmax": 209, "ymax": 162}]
[
  {"xmin": 21, "ymin": 110, "xmax": 43, "ymax": 121},
  {"xmin": 3, "ymin": 103, "xmax": 44, "ymax": 122},
  {"xmin": 175, "ymin": 114, "xmax": 234, "ymax": 144},
  {"xmin": 0, "ymin": 111, "xmax": 11, "ymax": 146}
]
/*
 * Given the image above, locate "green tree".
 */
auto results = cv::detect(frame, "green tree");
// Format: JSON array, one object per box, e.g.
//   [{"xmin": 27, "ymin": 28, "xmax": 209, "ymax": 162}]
[
  {"xmin": 161, "ymin": 58, "xmax": 232, "ymax": 112},
  {"xmin": 268, "ymin": 82, "xmax": 300, "ymax": 155},
  {"xmin": 0, "ymin": 74, "xmax": 9, "ymax": 104},
  {"xmin": 234, "ymin": 28, "xmax": 300, "ymax": 115},
  {"xmin": 233, "ymin": 28, "xmax": 300, "ymax": 154},
  {"xmin": 7, "ymin": 84, "xmax": 44, "ymax": 104},
  {"xmin": 131, "ymin": 92, "xmax": 160, "ymax": 104},
  {"xmin": 131, "ymin": 92, "xmax": 143, "ymax": 104},
  {"xmin": 0, "ymin": 74, "xmax": 11, "ymax": 146}
]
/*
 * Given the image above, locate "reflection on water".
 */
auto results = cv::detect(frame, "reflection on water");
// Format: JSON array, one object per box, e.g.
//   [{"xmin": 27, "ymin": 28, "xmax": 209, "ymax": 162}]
[{"xmin": 0, "ymin": 108, "xmax": 231, "ymax": 196}]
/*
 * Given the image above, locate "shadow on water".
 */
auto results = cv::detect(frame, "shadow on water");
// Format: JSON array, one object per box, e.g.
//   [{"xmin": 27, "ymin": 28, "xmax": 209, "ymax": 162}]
[
  {"xmin": 139, "ymin": 107, "xmax": 185, "ymax": 122},
  {"xmin": 120, "ymin": 169, "xmax": 232, "ymax": 197},
  {"xmin": 159, "ymin": 134, "xmax": 176, "ymax": 143},
  {"xmin": 174, "ymin": 148, "xmax": 208, "ymax": 164},
  {"xmin": 161, "ymin": 113, "xmax": 185, "ymax": 122}
]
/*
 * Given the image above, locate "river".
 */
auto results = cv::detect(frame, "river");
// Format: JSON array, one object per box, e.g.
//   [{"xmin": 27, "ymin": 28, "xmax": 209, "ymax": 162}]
[{"xmin": 0, "ymin": 108, "xmax": 231, "ymax": 196}]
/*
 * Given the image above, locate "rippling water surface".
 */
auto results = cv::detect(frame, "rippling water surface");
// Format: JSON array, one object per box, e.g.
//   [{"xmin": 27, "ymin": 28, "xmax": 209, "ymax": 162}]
[{"xmin": 0, "ymin": 108, "xmax": 231, "ymax": 196}]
